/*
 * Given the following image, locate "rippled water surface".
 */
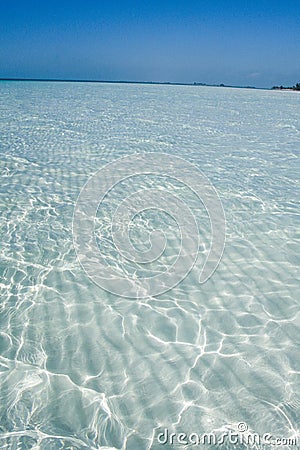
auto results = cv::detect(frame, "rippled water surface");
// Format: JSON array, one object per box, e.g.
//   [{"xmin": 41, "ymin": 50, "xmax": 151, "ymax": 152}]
[{"xmin": 0, "ymin": 81, "xmax": 299, "ymax": 449}]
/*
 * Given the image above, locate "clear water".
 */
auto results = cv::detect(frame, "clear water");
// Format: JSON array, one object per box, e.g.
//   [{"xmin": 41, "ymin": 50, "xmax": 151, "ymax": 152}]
[{"xmin": 0, "ymin": 81, "xmax": 299, "ymax": 449}]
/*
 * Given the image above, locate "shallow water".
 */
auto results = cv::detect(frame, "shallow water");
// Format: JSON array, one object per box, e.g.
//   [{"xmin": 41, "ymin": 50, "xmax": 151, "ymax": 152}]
[{"xmin": 0, "ymin": 81, "xmax": 299, "ymax": 449}]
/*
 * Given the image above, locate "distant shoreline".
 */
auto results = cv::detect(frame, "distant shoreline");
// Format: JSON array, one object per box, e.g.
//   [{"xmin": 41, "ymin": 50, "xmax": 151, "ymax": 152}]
[{"xmin": 0, "ymin": 77, "xmax": 265, "ymax": 90}]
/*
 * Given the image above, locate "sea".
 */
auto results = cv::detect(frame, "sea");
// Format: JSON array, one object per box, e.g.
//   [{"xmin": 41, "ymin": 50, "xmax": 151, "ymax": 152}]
[{"xmin": 0, "ymin": 81, "xmax": 299, "ymax": 449}]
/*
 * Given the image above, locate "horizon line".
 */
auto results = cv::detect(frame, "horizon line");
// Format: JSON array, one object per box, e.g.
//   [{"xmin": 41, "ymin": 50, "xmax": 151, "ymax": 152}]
[{"xmin": 0, "ymin": 77, "xmax": 266, "ymax": 90}]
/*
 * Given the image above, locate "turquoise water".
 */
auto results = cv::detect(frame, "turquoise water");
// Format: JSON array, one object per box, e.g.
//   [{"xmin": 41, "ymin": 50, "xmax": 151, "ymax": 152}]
[{"xmin": 0, "ymin": 81, "xmax": 299, "ymax": 449}]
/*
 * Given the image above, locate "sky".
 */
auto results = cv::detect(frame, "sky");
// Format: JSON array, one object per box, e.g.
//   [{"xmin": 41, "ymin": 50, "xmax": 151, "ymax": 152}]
[{"xmin": 0, "ymin": 0, "xmax": 299, "ymax": 88}]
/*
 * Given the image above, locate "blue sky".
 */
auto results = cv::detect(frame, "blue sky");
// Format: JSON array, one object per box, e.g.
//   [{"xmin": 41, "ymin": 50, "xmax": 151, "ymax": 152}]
[{"xmin": 1, "ymin": 0, "xmax": 299, "ymax": 87}]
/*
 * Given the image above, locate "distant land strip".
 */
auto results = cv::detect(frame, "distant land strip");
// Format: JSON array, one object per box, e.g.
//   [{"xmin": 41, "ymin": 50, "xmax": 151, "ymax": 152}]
[
  {"xmin": 1, "ymin": 78, "xmax": 299, "ymax": 90},
  {"xmin": 0, "ymin": 77, "xmax": 261, "ymax": 89}
]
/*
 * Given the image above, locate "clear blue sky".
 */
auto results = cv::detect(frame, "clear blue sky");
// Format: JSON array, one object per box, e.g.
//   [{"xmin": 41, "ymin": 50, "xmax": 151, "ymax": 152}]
[{"xmin": 1, "ymin": 0, "xmax": 299, "ymax": 87}]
